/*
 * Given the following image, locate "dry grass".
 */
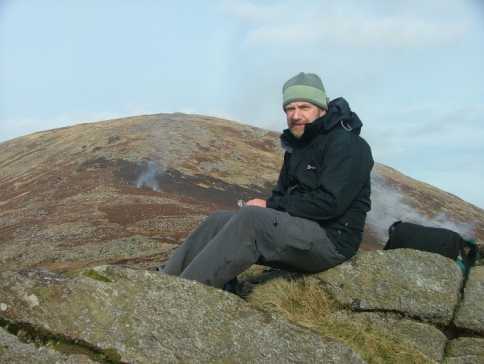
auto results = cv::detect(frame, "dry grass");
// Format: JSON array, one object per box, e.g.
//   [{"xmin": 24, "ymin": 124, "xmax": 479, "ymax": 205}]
[
  {"xmin": 246, "ymin": 275, "xmax": 435, "ymax": 364},
  {"xmin": 246, "ymin": 275, "xmax": 337, "ymax": 327}
]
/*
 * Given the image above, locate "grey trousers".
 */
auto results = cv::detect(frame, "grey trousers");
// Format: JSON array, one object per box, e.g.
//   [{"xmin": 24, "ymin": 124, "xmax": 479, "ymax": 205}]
[{"xmin": 163, "ymin": 206, "xmax": 346, "ymax": 289}]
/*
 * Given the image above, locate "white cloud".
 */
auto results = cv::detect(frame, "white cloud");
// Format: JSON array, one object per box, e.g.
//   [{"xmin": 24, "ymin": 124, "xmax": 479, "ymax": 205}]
[
  {"xmin": 247, "ymin": 18, "xmax": 468, "ymax": 48},
  {"xmin": 220, "ymin": 0, "xmax": 291, "ymax": 24},
  {"xmin": 224, "ymin": 0, "xmax": 471, "ymax": 48}
]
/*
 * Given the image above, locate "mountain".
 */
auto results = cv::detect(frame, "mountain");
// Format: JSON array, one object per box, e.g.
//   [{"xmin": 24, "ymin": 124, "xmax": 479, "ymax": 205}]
[{"xmin": 1, "ymin": 113, "xmax": 483, "ymax": 272}]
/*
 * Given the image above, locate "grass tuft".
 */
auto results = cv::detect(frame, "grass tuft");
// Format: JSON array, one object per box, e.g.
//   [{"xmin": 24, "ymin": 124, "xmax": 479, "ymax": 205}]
[{"xmin": 246, "ymin": 275, "xmax": 434, "ymax": 364}]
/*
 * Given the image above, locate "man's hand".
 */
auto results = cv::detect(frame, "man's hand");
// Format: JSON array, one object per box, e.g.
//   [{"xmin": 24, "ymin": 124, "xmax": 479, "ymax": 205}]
[{"xmin": 245, "ymin": 198, "xmax": 267, "ymax": 208}]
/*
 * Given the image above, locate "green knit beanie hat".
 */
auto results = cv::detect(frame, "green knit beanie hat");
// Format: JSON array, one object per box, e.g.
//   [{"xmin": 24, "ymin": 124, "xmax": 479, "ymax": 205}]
[{"xmin": 282, "ymin": 72, "xmax": 329, "ymax": 110}]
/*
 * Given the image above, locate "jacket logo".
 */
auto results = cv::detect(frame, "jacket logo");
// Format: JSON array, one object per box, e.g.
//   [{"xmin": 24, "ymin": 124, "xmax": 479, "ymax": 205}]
[{"xmin": 306, "ymin": 164, "xmax": 317, "ymax": 170}]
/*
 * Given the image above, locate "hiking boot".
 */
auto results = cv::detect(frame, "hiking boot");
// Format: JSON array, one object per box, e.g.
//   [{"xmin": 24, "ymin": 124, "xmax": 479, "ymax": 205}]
[{"xmin": 222, "ymin": 277, "xmax": 239, "ymax": 294}]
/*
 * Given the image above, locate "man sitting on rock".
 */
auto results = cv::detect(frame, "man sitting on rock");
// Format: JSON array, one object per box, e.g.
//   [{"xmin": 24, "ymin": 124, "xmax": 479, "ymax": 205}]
[{"xmin": 162, "ymin": 72, "xmax": 374, "ymax": 291}]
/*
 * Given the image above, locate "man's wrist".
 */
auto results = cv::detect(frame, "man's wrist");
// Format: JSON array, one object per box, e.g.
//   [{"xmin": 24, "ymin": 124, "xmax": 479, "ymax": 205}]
[{"xmin": 245, "ymin": 198, "xmax": 266, "ymax": 208}]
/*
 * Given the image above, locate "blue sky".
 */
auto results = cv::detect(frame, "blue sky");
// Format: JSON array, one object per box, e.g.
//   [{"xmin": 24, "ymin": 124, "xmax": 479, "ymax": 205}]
[{"xmin": 1, "ymin": 0, "xmax": 483, "ymax": 208}]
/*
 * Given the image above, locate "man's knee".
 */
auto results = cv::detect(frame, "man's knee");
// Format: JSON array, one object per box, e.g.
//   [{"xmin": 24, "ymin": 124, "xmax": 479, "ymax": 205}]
[
  {"xmin": 229, "ymin": 206, "xmax": 281, "ymax": 236},
  {"xmin": 233, "ymin": 206, "xmax": 266, "ymax": 225}
]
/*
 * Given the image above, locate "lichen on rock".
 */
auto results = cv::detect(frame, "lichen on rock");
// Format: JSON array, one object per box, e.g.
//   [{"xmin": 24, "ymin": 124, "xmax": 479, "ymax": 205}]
[
  {"xmin": 454, "ymin": 266, "xmax": 484, "ymax": 335},
  {"xmin": 445, "ymin": 337, "xmax": 484, "ymax": 364},
  {"xmin": 315, "ymin": 249, "xmax": 463, "ymax": 325},
  {"xmin": 0, "ymin": 265, "xmax": 364, "ymax": 363}
]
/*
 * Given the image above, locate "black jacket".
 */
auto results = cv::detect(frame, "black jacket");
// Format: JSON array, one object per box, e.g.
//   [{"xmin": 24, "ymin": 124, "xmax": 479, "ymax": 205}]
[{"xmin": 267, "ymin": 97, "xmax": 373, "ymax": 258}]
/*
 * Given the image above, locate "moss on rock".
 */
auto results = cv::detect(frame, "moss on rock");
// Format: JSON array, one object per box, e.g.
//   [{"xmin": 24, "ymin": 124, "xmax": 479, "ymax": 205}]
[
  {"xmin": 83, "ymin": 269, "xmax": 113, "ymax": 283},
  {"xmin": 0, "ymin": 266, "xmax": 364, "ymax": 363}
]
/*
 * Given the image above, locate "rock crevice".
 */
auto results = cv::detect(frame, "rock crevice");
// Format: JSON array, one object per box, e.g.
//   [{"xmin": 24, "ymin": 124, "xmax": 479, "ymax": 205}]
[{"xmin": 0, "ymin": 316, "xmax": 124, "ymax": 363}]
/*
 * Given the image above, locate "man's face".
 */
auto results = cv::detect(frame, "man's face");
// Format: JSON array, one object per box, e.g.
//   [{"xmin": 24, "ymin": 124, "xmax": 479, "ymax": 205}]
[{"xmin": 284, "ymin": 101, "xmax": 326, "ymax": 138}]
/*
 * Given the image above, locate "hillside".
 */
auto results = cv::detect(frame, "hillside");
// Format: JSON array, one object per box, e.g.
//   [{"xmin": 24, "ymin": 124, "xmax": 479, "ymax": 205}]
[{"xmin": 1, "ymin": 113, "xmax": 483, "ymax": 273}]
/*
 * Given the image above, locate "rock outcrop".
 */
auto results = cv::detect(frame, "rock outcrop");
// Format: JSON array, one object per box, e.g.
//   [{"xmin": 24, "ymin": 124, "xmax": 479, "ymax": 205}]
[
  {"xmin": 0, "ymin": 265, "xmax": 364, "ymax": 364},
  {"xmin": 317, "ymin": 249, "xmax": 463, "ymax": 325},
  {"xmin": 1, "ymin": 249, "xmax": 483, "ymax": 363},
  {"xmin": 454, "ymin": 266, "xmax": 484, "ymax": 335}
]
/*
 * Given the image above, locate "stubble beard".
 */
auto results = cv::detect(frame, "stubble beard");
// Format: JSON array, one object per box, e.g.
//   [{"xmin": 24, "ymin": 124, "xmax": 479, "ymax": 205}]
[{"xmin": 289, "ymin": 124, "xmax": 305, "ymax": 139}]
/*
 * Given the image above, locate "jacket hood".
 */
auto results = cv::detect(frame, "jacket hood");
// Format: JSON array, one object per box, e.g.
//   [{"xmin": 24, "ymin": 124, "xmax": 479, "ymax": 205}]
[{"xmin": 281, "ymin": 97, "xmax": 363, "ymax": 151}]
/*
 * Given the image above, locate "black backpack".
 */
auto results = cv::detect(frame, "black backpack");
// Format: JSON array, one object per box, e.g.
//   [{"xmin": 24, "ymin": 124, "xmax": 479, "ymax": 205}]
[{"xmin": 384, "ymin": 221, "xmax": 479, "ymax": 277}]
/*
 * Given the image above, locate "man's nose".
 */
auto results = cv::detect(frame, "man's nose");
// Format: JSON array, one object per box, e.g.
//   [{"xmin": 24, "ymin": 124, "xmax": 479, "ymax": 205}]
[{"xmin": 292, "ymin": 108, "xmax": 301, "ymax": 119}]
